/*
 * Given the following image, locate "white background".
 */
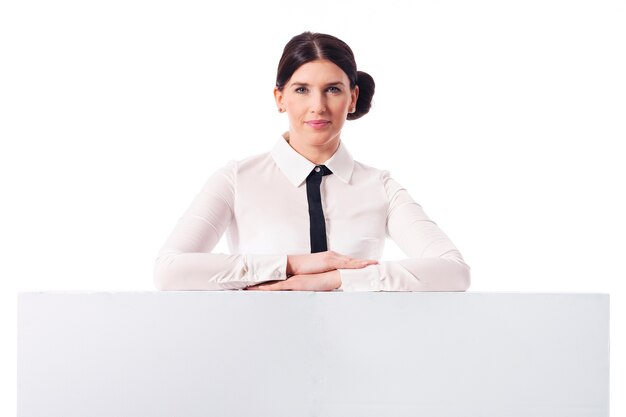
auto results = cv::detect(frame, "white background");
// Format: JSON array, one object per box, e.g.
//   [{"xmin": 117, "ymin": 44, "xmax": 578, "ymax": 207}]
[{"xmin": 1, "ymin": 0, "xmax": 623, "ymax": 415}]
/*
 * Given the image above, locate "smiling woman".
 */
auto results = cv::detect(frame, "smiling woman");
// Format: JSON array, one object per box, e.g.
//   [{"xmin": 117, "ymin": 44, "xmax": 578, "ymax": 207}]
[
  {"xmin": 274, "ymin": 60, "xmax": 359, "ymax": 161},
  {"xmin": 153, "ymin": 31, "xmax": 470, "ymax": 292}
]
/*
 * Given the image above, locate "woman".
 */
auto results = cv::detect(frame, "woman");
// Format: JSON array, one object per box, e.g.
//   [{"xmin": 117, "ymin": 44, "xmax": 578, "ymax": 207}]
[{"xmin": 154, "ymin": 31, "xmax": 470, "ymax": 292}]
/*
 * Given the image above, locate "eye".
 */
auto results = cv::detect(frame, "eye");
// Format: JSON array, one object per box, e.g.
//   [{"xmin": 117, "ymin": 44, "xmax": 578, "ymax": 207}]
[
  {"xmin": 295, "ymin": 86, "xmax": 308, "ymax": 93},
  {"xmin": 327, "ymin": 86, "xmax": 342, "ymax": 93}
]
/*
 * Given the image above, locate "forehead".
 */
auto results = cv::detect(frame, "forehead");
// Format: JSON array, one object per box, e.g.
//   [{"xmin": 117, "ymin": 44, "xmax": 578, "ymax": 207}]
[{"xmin": 289, "ymin": 59, "xmax": 349, "ymax": 84}]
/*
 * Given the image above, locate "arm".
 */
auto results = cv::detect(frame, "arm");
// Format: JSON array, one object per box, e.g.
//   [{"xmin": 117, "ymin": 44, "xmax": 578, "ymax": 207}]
[
  {"xmin": 245, "ymin": 253, "xmax": 378, "ymax": 291},
  {"xmin": 338, "ymin": 170, "xmax": 471, "ymax": 292},
  {"xmin": 153, "ymin": 161, "xmax": 287, "ymax": 290}
]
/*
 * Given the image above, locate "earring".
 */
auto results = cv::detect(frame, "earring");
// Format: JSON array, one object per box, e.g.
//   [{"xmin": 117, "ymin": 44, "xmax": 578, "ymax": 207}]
[{"xmin": 278, "ymin": 108, "xmax": 285, "ymax": 113}]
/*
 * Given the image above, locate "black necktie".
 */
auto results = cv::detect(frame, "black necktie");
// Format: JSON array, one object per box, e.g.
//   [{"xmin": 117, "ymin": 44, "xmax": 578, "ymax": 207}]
[{"xmin": 306, "ymin": 165, "xmax": 333, "ymax": 253}]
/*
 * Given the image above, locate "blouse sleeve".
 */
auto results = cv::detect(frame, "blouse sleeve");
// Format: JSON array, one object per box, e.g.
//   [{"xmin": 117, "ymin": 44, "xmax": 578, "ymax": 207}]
[
  {"xmin": 153, "ymin": 161, "xmax": 288, "ymax": 290},
  {"xmin": 337, "ymin": 170, "xmax": 471, "ymax": 292}
]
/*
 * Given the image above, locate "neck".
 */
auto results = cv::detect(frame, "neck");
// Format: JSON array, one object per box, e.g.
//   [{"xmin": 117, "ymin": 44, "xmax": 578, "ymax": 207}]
[{"xmin": 284, "ymin": 131, "xmax": 340, "ymax": 165}]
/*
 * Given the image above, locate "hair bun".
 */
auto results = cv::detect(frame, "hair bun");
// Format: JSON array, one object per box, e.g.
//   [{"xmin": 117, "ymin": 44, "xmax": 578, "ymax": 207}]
[{"xmin": 348, "ymin": 71, "xmax": 375, "ymax": 120}]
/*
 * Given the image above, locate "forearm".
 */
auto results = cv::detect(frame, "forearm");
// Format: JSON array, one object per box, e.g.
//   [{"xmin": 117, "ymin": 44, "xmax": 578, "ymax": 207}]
[
  {"xmin": 245, "ymin": 269, "xmax": 341, "ymax": 291},
  {"xmin": 154, "ymin": 251, "xmax": 288, "ymax": 290},
  {"xmin": 338, "ymin": 251, "xmax": 470, "ymax": 292}
]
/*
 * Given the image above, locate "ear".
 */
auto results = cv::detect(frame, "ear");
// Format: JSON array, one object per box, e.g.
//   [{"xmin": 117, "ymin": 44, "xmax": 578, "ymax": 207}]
[
  {"xmin": 274, "ymin": 86, "xmax": 284, "ymax": 111},
  {"xmin": 351, "ymin": 85, "xmax": 359, "ymax": 111}
]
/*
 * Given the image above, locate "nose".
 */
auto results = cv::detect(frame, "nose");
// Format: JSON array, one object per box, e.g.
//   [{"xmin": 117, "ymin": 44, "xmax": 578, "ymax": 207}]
[{"xmin": 310, "ymin": 90, "xmax": 327, "ymax": 114}]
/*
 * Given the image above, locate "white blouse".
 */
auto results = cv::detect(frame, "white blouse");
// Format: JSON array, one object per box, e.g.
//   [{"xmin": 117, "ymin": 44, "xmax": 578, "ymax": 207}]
[{"xmin": 154, "ymin": 134, "xmax": 470, "ymax": 291}]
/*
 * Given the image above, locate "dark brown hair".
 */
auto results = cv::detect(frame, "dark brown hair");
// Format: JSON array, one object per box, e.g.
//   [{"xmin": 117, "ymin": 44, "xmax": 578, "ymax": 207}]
[{"xmin": 276, "ymin": 31, "xmax": 375, "ymax": 121}]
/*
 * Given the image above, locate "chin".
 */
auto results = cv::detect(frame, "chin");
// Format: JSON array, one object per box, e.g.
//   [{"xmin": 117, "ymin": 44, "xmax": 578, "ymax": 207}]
[
  {"xmin": 305, "ymin": 128, "xmax": 340, "ymax": 139},
  {"xmin": 308, "ymin": 133, "xmax": 339, "ymax": 145}
]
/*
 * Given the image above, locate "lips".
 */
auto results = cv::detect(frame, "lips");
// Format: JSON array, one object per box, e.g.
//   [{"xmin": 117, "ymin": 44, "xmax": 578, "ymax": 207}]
[{"xmin": 305, "ymin": 120, "xmax": 330, "ymax": 129}]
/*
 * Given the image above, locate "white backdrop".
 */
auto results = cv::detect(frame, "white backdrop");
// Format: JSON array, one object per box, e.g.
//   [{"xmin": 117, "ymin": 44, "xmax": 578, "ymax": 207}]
[{"xmin": 1, "ymin": 0, "xmax": 624, "ymax": 415}]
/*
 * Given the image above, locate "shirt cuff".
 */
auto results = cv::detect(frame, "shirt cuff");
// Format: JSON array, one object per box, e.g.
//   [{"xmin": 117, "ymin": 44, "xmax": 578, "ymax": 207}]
[
  {"xmin": 244, "ymin": 254, "xmax": 288, "ymax": 284},
  {"xmin": 337, "ymin": 265, "xmax": 383, "ymax": 291}
]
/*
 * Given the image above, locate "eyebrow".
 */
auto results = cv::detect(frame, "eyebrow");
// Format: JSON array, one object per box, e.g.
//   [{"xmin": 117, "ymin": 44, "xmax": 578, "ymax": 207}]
[{"xmin": 288, "ymin": 81, "xmax": 346, "ymax": 88}]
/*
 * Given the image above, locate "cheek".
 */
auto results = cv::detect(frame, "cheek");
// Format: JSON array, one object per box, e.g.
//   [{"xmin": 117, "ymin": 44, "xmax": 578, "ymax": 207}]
[
  {"xmin": 285, "ymin": 98, "xmax": 305, "ymax": 114},
  {"xmin": 334, "ymin": 96, "xmax": 352, "ymax": 111}
]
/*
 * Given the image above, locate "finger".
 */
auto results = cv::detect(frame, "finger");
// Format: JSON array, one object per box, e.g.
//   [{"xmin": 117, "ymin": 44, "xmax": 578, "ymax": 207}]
[{"xmin": 342, "ymin": 258, "xmax": 379, "ymax": 269}]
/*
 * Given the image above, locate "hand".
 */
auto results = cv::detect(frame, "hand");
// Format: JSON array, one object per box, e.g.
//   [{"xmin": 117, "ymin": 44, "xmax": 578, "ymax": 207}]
[
  {"xmin": 287, "ymin": 250, "xmax": 378, "ymax": 276},
  {"xmin": 245, "ymin": 270, "xmax": 342, "ymax": 292}
]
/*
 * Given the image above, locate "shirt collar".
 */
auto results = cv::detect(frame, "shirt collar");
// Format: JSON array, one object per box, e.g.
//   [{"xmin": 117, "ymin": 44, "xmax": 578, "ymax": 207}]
[{"xmin": 270, "ymin": 132, "xmax": 355, "ymax": 187}]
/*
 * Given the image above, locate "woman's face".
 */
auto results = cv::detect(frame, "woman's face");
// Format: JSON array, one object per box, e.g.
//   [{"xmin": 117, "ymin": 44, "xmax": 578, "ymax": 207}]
[{"xmin": 274, "ymin": 59, "xmax": 359, "ymax": 148}]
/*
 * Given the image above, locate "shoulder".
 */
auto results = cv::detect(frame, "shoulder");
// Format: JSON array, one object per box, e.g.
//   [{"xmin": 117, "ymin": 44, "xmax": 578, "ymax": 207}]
[
  {"xmin": 228, "ymin": 150, "xmax": 274, "ymax": 174},
  {"xmin": 352, "ymin": 158, "xmax": 392, "ymax": 184},
  {"xmin": 211, "ymin": 150, "xmax": 273, "ymax": 178},
  {"xmin": 193, "ymin": 150, "xmax": 275, "ymax": 201},
  {"xmin": 352, "ymin": 158, "xmax": 411, "ymax": 205}
]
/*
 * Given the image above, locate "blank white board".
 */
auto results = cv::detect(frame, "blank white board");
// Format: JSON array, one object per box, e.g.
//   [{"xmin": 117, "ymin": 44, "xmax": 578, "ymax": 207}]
[{"xmin": 18, "ymin": 292, "xmax": 609, "ymax": 416}]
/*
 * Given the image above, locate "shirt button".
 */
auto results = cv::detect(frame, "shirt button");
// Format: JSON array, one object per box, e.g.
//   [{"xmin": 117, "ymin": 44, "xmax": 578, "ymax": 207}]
[
  {"xmin": 274, "ymin": 270, "xmax": 281, "ymax": 278},
  {"xmin": 314, "ymin": 166, "xmax": 321, "ymax": 172}
]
